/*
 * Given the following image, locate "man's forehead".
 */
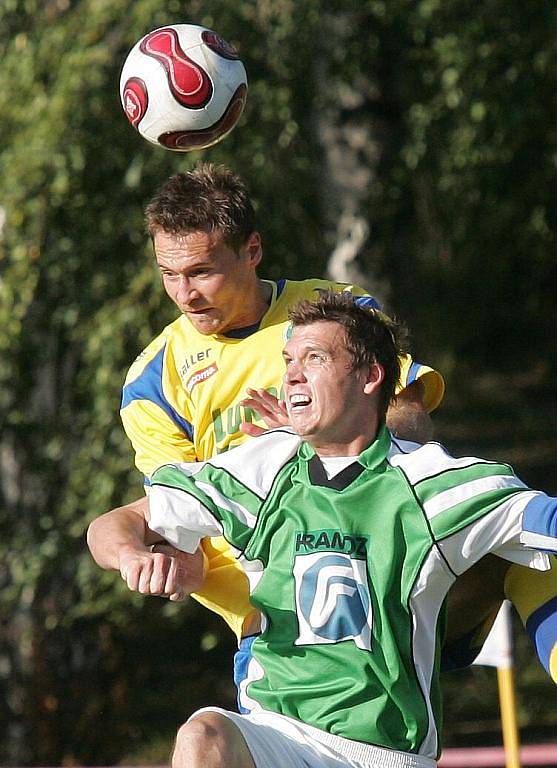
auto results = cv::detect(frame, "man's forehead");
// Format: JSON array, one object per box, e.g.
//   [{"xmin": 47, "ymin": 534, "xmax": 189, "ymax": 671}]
[
  {"xmin": 154, "ymin": 228, "xmax": 226, "ymax": 263},
  {"xmin": 283, "ymin": 321, "xmax": 346, "ymax": 352}
]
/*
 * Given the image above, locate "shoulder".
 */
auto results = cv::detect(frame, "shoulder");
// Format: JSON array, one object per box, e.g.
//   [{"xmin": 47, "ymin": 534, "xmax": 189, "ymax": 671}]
[
  {"xmin": 387, "ymin": 436, "xmax": 521, "ymax": 494},
  {"xmin": 123, "ymin": 316, "xmax": 187, "ymax": 385},
  {"xmin": 280, "ymin": 278, "xmax": 380, "ymax": 307},
  {"xmin": 206, "ymin": 428, "xmax": 302, "ymax": 496}
]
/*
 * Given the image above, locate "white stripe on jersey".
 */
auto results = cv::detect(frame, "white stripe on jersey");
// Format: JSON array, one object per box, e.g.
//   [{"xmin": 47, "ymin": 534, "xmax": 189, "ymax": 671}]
[
  {"xmin": 389, "ymin": 440, "xmax": 505, "ymax": 485},
  {"xmin": 437, "ymin": 490, "xmax": 550, "ymax": 574},
  {"xmin": 409, "ymin": 546, "xmax": 455, "ymax": 757},
  {"xmin": 204, "ymin": 428, "xmax": 302, "ymax": 498},
  {"xmin": 196, "ymin": 481, "xmax": 257, "ymax": 530},
  {"xmin": 520, "ymin": 530, "xmax": 557, "ymax": 552},
  {"xmin": 423, "ymin": 475, "xmax": 527, "ymax": 520},
  {"xmin": 148, "ymin": 484, "xmax": 224, "ymax": 553}
]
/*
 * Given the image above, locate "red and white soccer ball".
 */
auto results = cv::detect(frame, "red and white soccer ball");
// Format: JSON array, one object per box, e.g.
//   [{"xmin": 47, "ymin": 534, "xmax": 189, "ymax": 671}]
[{"xmin": 120, "ymin": 24, "xmax": 247, "ymax": 152}]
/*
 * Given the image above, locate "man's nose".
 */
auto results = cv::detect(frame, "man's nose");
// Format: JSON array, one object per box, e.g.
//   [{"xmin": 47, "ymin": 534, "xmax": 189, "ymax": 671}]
[
  {"xmin": 284, "ymin": 361, "xmax": 306, "ymax": 384},
  {"xmin": 176, "ymin": 277, "xmax": 200, "ymax": 304}
]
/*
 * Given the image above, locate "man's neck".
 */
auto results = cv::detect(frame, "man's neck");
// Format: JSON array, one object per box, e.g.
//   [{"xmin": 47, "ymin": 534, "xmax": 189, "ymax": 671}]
[
  {"xmin": 311, "ymin": 424, "xmax": 381, "ymax": 458},
  {"xmin": 229, "ymin": 278, "xmax": 272, "ymax": 332}
]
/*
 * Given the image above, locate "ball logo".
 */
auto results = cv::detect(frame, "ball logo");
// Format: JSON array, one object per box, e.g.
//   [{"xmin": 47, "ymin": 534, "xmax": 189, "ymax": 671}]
[
  {"xmin": 122, "ymin": 77, "xmax": 148, "ymax": 127},
  {"xmin": 201, "ymin": 30, "xmax": 240, "ymax": 60},
  {"xmin": 159, "ymin": 83, "xmax": 246, "ymax": 150},
  {"xmin": 140, "ymin": 27, "xmax": 212, "ymax": 108},
  {"xmin": 293, "ymin": 551, "xmax": 372, "ymax": 651}
]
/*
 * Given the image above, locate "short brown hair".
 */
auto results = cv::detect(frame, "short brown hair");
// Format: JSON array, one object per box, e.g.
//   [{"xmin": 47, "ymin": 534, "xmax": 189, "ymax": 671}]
[
  {"xmin": 145, "ymin": 163, "xmax": 255, "ymax": 251},
  {"xmin": 288, "ymin": 292, "xmax": 406, "ymax": 418}
]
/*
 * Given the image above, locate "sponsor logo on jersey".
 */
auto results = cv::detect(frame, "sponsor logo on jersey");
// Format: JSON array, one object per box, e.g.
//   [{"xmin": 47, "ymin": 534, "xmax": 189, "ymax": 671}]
[
  {"xmin": 186, "ymin": 362, "xmax": 218, "ymax": 393},
  {"xmin": 295, "ymin": 529, "xmax": 368, "ymax": 558},
  {"xmin": 293, "ymin": 549, "xmax": 373, "ymax": 650},
  {"xmin": 179, "ymin": 348, "xmax": 212, "ymax": 378}
]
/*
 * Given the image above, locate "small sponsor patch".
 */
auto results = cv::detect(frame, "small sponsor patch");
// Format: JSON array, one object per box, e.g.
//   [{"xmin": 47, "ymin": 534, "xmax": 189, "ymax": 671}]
[{"xmin": 186, "ymin": 362, "xmax": 218, "ymax": 392}]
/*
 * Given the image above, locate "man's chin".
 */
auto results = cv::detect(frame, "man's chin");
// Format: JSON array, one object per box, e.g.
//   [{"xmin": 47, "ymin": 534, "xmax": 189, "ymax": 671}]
[{"xmin": 184, "ymin": 313, "xmax": 222, "ymax": 335}]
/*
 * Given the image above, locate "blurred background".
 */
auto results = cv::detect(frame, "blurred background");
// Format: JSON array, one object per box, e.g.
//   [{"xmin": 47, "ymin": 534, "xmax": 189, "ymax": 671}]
[{"xmin": 1, "ymin": 0, "xmax": 557, "ymax": 763}]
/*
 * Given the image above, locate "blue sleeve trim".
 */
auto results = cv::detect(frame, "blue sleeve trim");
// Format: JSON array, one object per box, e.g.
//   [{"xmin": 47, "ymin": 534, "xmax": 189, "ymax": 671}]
[
  {"xmin": 525, "ymin": 595, "xmax": 557, "ymax": 675},
  {"xmin": 407, "ymin": 361, "xmax": 422, "ymax": 384},
  {"xmin": 354, "ymin": 295, "xmax": 381, "ymax": 310},
  {"xmin": 523, "ymin": 495, "xmax": 557, "ymax": 539},
  {"xmin": 121, "ymin": 346, "xmax": 194, "ymax": 440},
  {"xmin": 234, "ymin": 635, "xmax": 257, "ymax": 713},
  {"xmin": 276, "ymin": 278, "xmax": 287, "ymax": 298}
]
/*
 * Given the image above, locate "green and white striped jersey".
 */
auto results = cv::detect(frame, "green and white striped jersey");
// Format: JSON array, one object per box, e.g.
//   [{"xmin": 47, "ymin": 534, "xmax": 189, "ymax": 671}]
[{"xmin": 149, "ymin": 426, "xmax": 554, "ymax": 759}]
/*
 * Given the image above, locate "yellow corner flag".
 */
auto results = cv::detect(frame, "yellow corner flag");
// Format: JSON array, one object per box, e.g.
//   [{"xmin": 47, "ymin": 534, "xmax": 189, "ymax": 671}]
[{"xmin": 473, "ymin": 600, "xmax": 521, "ymax": 768}]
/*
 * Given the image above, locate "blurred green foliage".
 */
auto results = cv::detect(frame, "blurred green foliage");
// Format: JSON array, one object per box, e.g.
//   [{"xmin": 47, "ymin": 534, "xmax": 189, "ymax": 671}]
[{"xmin": 1, "ymin": 0, "xmax": 556, "ymax": 763}]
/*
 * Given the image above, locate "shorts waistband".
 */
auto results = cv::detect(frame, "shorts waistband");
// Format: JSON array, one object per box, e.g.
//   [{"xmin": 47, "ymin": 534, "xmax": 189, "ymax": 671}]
[{"xmin": 299, "ymin": 718, "xmax": 436, "ymax": 768}]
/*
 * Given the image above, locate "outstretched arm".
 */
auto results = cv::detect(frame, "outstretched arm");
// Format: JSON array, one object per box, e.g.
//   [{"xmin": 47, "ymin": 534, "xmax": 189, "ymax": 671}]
[{"xmin": 87, "ymin": 497, "xmax": 206, "ymax": 601}]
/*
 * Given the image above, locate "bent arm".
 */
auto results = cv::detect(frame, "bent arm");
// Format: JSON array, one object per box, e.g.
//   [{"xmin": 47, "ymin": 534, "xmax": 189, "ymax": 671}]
[
  {"xmin": 87, "ymin": 496, "xmax": 205, "ymax": 601},
  {"xmin": 87, "ymin": 496, "xmax": 156, "ymax": 570}
]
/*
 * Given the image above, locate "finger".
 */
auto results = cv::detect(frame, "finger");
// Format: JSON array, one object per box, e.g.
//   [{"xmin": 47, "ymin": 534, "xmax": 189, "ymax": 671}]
[
  {"xmin": 123, "ymin": 560, "xmax": 146, "ymax": 592},
  {"xmin": 247, "ymin": 388, "xmax": 280, "ymax": 411},
  {"xmin": 149, "ymin": 553, "xmax": 170, "ymax": 595},
  {"xmin": 163, "ymin": 556, "xmax": 180, "ymax": 596},
  {"xmin": 168, "ymin": 590, "xmax": 185, "ymax": 602},
  {"xmin": 240, "ymin": 397, "xmax": 274, "ymax": 418},
  {"xmin": 240, "ymin": 423, "xmax": 267, "ymax": 437}
]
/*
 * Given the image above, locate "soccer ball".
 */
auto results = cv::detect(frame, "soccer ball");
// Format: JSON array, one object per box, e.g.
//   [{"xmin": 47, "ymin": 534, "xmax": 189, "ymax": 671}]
[{"xmin": 120, "ymin": 24, "xmax": 247, "ymax": 151}]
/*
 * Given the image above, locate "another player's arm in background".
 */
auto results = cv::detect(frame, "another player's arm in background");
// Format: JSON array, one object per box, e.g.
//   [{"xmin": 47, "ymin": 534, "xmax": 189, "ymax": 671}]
[
  {"xmin": 505, "ymin": 558, "xmax": 557, "ymax": 683},
  {"xmin": 442, "ymin": 557, "xmax": 557, "ymax": 684}
]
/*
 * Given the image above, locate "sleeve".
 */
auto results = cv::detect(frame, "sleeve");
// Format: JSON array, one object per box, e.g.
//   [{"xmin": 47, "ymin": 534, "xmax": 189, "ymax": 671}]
[
  {"xmin": 120, "ymin": 341, "xmax": 196, "ymax": 479},
  {"xmin": 148, "ymin": 460, "xmax": 261, "ymax": 554},
  {"xmin": 434, "ymin": 490, "xmax": 556, "ymax": 573},
  {"xmin": 505, "ymin": 557, "xmax": 557, "ymax": 683},
  {"xmin": 148, "ymin": 429, "xmax": 301, "ymax": 556},
  {"xmin": 398, "ymin": 354, "xmax": 445, "ymax": 413}
]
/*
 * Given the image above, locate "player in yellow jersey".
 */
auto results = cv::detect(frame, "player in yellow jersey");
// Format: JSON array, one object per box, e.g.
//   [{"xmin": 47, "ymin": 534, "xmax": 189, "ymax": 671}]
[{"xmin": 113, "ymin": 164, "xmax": 557, "ymax": 684}]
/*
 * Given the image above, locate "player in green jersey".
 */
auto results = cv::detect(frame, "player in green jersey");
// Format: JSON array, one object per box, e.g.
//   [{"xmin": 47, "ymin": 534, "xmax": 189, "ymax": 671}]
[
  {"xmin": 89, "ymin": 294, "xmax": 557, "ymax": 768},
  {"xmin": 115, "ymin": 164, "xmax": 557, "ymax": 682}
]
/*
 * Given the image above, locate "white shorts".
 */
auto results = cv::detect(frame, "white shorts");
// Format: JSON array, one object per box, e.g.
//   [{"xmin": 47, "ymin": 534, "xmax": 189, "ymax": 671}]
[{"xmin": 188, "ymin": 707, "xmax": 436, "ymax": 768}]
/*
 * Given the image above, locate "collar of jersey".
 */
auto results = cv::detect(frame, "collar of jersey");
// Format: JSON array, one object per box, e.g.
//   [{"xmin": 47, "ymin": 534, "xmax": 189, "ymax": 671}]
[
  {"xmin": 297, "ymin": 424, "xmax": 391, "ymax": 471},
  {"xmin": 220, "ymin": 279, "xmax": 285, "ymax": 339}
]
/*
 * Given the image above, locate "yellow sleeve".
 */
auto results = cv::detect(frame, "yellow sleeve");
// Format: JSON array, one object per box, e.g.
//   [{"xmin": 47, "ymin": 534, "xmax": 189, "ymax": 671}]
[
  {"xmin": 196, "ymin": 538, "xmax": 259, "ymax": 642},
  {"xmin": 121, "ymin": 396, "xmax": 197, "ymax": 476},
  {"xmin": 505, "ymin": 557, "xmax": 557, "ymax": 683},
  {"xmin": 398, "ymin": 354, "xmax": 445, "ymax": 413}
]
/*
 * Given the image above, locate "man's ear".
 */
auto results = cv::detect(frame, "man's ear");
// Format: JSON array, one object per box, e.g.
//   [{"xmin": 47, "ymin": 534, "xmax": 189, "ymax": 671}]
[
  {"xmin": 363, "ymin": 362, "xmax": 385, "ymax": 395},
  {"xmin": 244, "ymin": 231, "xmax": 263, "ymax": 267}
]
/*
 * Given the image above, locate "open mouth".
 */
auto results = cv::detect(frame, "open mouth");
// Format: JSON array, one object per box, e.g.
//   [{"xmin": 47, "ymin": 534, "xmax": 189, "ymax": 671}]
[{"xmin": 289, "ymin": 393, "xmax": 312, "ymax": 410}]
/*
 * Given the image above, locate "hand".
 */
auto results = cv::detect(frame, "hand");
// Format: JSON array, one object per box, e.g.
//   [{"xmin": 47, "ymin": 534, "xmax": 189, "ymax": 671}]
[
  {"xmin": 118, "ymin": 544, "xmax": 207, "ymax": 602},
  {"xmin": 240, "ymin": 388, "xmax": 290, "ymax": 437}
]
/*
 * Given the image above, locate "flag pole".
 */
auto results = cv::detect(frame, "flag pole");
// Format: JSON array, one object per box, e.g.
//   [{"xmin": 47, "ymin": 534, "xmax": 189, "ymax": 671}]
[
  {"xmin": 472, "ymin": 600, "xmax": 521, "ymax": 768},
  {"xmin": 497, "ymin": 662, "xmax": 521, "ymax": 768}
]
